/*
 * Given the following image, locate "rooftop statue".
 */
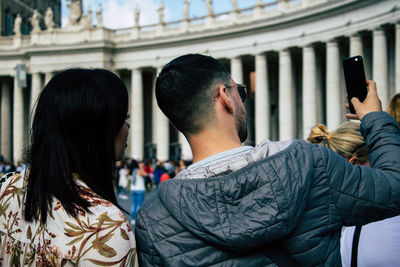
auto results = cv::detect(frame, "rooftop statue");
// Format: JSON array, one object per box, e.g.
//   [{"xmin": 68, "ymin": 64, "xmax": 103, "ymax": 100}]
[
  {"xmin": 67, "ymin": 1, "xmax": 82, "ymax": 27},
  {"xmin": 13, "ymin": 14, "xmax": 22, "ymax": 36},
  {"xmin": 45, "ymin": 7, "xmax": 55, "ymax": 31},
  {"xmin": 96, "ymin": 6, "xmax": 103, "ymax": 28},
  {"xmin": 157, "ymin": 1, "xmax": 165, "ymax": 25},
  {"xmin": 206, "ymin": 0, "xmax": 214, "ymax": 17},
  {"xmin": 82, "ymin": 7, "xmax": 93, "ymax": 29},
  {"xmin": 30, "ymin": 10, "xmax": 41, "ymax": 33},
  {"xmin": 134, "ymin": 5, "xmax": 140, "ymax": 28},
  {"xmin": 183, "ymin": 0, "xmax": 190, "ymax": 21},
  {"xmin": 230, "ymin": 0, "xmax": 239, "ymax": 12}
]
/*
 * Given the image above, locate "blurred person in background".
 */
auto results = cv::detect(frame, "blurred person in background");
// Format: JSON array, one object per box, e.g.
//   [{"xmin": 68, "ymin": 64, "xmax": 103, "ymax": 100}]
[
  {"xmin": 163, "ymin": 159, "xmax": 175, "ymax": 176},
  {"xmin": 179, "ymin": 159, "xmax": 191, "ymax": 171},
  {"xmin": 173, "ymin": 160, "xmax": 181, "ymax": 177},
  {"xmin": 15, "ymin": 161, "xmax": 26, "ymax": 173},
  {"xmin": 308, "ymin": 121, "xmax": 400, "ymax": 267},
  {"xmin": 143, "ymin": 161, "xmax": 153, "ymax": 174},
  {"xmin": 129, "ymin": 159, "xmax": 139, "ymax": 181},
  {"xmin": 153, "ymin": 160, "xmax": 165, "ymax": 190},
  {"xmin": 118, "ymin": 160, "xmax": 130, "ymax": 200},
  {"xmin": 130, "ymin": 162, "xmax": 146, "ymax": 225},
  {"xmin": 143, "ymin": 161, "xmax": 154, "ymax": 190},
  {"xmin": 0, "ymin": 68, "xmax": 137, "ymax": 266},
  {"xmin": 0, "ymin": 157, "xmax": 6, "ymax": 176},
  {"xmin": 160, "ymin": 171, "xmax": 171, "ymax": 183},
  {"xmin": 114, "ymin": 160, "xmax": 122, "ymax": 195}
]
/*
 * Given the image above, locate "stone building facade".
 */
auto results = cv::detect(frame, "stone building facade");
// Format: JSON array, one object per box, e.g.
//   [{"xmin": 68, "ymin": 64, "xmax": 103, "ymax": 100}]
[{"xmin": 0, "ymin": 0, "xmax": 399, "ymax": 163}]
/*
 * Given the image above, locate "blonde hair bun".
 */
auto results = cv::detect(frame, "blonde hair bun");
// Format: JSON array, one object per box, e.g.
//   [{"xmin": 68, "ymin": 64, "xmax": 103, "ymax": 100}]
[{"xmin": 307, "ymin": 124, "xmax": 330, "ymax": 144}]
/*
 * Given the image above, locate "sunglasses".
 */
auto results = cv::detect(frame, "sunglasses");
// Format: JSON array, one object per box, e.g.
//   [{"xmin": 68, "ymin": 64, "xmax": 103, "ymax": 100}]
[{"xmin": 226, "ymin": 84, "xmax": 247, "ymax": 103}]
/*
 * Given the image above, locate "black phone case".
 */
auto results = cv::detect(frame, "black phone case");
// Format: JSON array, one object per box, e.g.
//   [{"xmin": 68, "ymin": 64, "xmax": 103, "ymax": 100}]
[{"xmin": 343, "ymin": 55, "xmax": 368, "ymax": 114}]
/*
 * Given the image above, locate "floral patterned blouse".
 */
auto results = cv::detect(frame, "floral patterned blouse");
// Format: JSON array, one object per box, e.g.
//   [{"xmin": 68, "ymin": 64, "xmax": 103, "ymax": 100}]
[{"xmin": 0, "ymin": 171, "xmax": 137, "ymax": 266}]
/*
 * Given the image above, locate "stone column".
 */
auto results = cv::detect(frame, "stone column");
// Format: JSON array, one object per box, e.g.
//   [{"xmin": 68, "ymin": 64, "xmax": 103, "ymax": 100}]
[
  {"xmin": 231, "ymin": 56, "xmax": 243, "ymax": 84},
  {"xmin": 13, "ymin": 75, "xmax": 24, "ymax": 163},
  {"xmin": 152, "ymin": 71, "xmax": 158, "ymax": 148},
  {"xmin": 44, "ymin": 72, "xmax": 53, "ymax": 86},
  {"xmin": 302, "ymin": 45, "xmax": 318, "ymax": 139},
  {"xmin": 154, "ymin": 67, "xmax": 169, "ymax": 161},
  {"xmin": 131, "ymin": 68, "xmax": 144, "ymax": 160},
  {"xmin": 255, "ymin": 53, "xmax": 270, "ymax": 143},
  {"xmin": 30, "ymin": 72, "xmax": 41, "ymax": 118},
  {"xmin": 396, "ymin": 23, "xmax": 400, "ymax": 94},
  {"xmin": 373, "ymin": 27, "xmax": 389, "ymax": 108},
  {"xmin": 179, "ymin": 132, "xmax": 192, "ymax": 160},
  {"xmin": 326, "ymin": 40, "xmax": 342, "ymax": 130},
  {"xmin": 1, "ymin": 80, "xmax": 12, "ymax": 161},
  {"xmin": 279, "ymin": 49, "xmax": 295, "ymax": 140},
  {"xmin": 350, "ymin": 33, "xmax": 363, "ymax": 58}
]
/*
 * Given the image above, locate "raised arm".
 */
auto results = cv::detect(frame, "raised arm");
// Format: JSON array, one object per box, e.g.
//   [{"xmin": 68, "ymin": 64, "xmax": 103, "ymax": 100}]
[{"xmin": 326, "ymin": 80, "xmax": 400, "ymax": 224}]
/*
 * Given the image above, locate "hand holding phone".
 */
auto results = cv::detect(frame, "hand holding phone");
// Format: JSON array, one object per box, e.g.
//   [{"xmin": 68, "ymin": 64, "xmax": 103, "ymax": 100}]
[
  {"xmin": 345, "ymin": 80, "xmax": 382, "ymax": 120},
  {"xmin": 343, "ymin": 55, "xmax": 368, "ymax": 114}
]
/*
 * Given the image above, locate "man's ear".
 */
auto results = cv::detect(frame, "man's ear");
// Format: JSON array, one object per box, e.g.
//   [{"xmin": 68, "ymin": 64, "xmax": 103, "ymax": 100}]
[
  {"xmin": 216, "ymin": 85, "xmax": 233, "ymax": 113},
  {"xmin": 348, "ymin": 156, "xmax": 359, "ymax": 165}
]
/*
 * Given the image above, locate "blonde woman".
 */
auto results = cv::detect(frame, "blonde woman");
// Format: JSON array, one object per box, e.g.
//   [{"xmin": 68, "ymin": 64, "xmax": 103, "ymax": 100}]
[
  {"xmin": 308, "ymin": 122, "xmax": 400, "ymax": 267},
  {"xmin": 308, "ymin": 122, "xmax": 369, "ymax": 165},
  {"xmin": 387, "ymin": 93, "xmax": 400, "ymax": 126}
]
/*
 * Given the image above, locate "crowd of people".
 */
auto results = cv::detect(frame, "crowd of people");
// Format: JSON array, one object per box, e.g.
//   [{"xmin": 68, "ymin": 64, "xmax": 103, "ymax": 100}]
[
  {"xmin": 115, "ymin": 159, "xmax": 191, "ymax": 194},
  {"xmin": 0, "ymin": 156, "xmax": 25, "ymax": 176},
  {"xmin": 114, "ymin": 158, "xmax": 192, "ymax": 224},
  {"xmin": 0, "ymin": 54, "xmax": 399, "ymax": 266}
]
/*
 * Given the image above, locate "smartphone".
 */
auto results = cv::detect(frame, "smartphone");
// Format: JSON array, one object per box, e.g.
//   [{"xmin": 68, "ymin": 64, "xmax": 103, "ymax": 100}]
[{"xmin": 343, "ymin": 55, "xmax": 368, "ymax": 114}]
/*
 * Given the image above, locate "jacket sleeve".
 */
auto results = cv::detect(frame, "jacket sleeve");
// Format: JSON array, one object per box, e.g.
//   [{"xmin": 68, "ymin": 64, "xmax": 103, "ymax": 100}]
[
  {"xmin": 135, "ymin": 210, "xmax": 163, "ymax": 267},
  {"xmin": 324, "ymin": 111, "xmax": 400, "ymax": 226}
]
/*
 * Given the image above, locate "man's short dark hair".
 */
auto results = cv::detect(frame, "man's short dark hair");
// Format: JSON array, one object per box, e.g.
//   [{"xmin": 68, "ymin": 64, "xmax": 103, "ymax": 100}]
[{"xmin": 156, "ymin": 54, "xmax": 231, "ymax": 135}]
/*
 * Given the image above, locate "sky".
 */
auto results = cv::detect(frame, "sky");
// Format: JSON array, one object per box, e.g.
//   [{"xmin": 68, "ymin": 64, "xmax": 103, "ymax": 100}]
[{"xmin": 61, "ymin": 0, "xmax": 269, "ymax": 29}]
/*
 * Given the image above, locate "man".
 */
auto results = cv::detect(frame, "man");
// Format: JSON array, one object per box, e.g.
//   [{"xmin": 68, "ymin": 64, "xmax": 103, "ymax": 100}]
[{"xmin": 135, "ymin": 54, "xmax": 400, "ymax": 266}]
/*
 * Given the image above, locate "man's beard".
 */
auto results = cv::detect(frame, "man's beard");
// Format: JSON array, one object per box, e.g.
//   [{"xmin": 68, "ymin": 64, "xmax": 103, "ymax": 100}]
[{"xmin": 236, "ymin": 107, "xmax": 248, "ymax": 143}]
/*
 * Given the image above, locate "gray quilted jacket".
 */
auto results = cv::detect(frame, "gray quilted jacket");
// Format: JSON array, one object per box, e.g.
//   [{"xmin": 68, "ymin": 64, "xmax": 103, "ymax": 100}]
[{"xmin": 135, "ymin": 112, "xmax": 400, "ymax": 266}]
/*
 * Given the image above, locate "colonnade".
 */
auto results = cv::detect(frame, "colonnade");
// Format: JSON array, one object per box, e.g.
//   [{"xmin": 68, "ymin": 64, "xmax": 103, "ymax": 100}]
[
  {"xmin": 128, "ymin": 67, "xmax": 191, "ymax": 162},
  {"xmin": 127, "ymin": 23, "xmax": 400, "ymax": 161},
  {"xmin": 0, "ymin": 71, "xmax": 53, "ymax": 163},
  {"xmin": 1, "ymin": 23, "xmax": 399, "ymax": 163}
]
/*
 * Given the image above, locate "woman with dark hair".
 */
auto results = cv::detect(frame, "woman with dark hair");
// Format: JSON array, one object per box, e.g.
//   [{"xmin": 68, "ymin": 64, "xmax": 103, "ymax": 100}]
[{"xmin": 0, "ymin": 68, "xmax": 137, "ymax": 266}]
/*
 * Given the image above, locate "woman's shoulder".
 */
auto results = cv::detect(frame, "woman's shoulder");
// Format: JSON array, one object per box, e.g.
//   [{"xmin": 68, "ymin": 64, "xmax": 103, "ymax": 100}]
[
  {"xmin": 48, "ymin": 185, "xmax": 136, "ymax": 265},
  {"xmin": 76, "ymin": 183, "xmax": 132, "ymax": 225},
  {"xmin": 0, "ymin": 172, "xmax": 25, "ymax": 224},
  {"xmin": 0, "ymin": 171, "xmax": 23, "ymax": 186},
  {"xmin": 0, "ymin": 172, "xmax": 25, "ymax": 203},
  {"xmin": 27, "ymin": 196, "xmax": 136, "ymax": 266}
]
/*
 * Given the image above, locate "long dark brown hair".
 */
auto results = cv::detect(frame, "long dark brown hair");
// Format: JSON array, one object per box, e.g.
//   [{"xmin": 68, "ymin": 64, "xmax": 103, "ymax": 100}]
[{"xmin": 25, "ymin": 68, "xmax": 128, "ymax": 223}]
